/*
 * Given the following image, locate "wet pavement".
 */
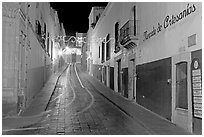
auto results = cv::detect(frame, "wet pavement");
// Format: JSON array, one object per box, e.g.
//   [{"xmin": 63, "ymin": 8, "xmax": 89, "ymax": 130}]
[{"xmin": 3, "ymin": 63, "xmax": 151, "ymax": 135}]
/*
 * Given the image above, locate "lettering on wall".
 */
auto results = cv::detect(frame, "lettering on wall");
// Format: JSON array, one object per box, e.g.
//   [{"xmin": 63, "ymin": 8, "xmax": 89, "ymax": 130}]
[{"xmin": 143, "ymin": 3, "xmax": 196, "ymax": 41}]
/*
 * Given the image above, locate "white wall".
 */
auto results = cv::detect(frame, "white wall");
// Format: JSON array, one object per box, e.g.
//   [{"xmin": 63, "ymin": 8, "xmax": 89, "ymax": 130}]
[
  {"xmin": 90, "ymin": 2, "xmax": 201, "ymax": 67},
  {"xmin": 136, "ymin": 2, "xmax": 202, "ymax": 65},
  {"xmin": 91, "ymin": 3, "xmax": 137, "ymax": 67}
]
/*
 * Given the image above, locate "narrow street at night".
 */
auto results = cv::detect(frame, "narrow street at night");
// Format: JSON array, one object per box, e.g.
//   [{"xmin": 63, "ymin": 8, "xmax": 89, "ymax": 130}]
[
  {"xmin": 2, "ymin": 63, "xmax": 190, "ymax": 135},
  {"xmin": 2, "ymin": 2, "xmax": 202, "ymax": 135},
  {"xmin": 2, "ymin": 63, "xmax": 149, "ymax": 135}
]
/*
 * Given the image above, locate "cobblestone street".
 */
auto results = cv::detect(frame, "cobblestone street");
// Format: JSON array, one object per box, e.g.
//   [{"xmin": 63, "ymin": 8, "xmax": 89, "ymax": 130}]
[
  {"xmin": 4, "ymin": 64, "xmax": 151, "ymax": 135},
  {"xmin": 2, "ymin": 2, "xmax": 201, "ymax": 135}
]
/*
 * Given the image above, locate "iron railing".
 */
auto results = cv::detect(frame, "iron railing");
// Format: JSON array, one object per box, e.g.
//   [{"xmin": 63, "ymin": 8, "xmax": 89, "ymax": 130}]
[{"xmin": 119, "ymin": 20, "xmax": 139, "ymax": 45}]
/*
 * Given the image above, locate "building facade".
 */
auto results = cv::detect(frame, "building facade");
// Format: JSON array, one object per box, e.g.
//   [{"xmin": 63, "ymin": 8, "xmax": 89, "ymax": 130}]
[
  {"xmin": 76, "ymin": 32, "xmax": 87, "ymax": 70},
  {"xmin": 2, "ymin": 2, "xmax": 65, "ymax": 116},
  {"xmin": 87, "ymin": 7, "xmax": 105, "ymax": 74},
  {"xmin": 87, "ymin": 2, "xmax": 202, "ymax": 134}
]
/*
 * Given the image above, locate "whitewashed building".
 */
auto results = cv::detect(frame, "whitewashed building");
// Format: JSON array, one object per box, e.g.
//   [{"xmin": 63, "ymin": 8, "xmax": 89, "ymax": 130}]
[
  {"xmin": 87, "ymin": 2, "xmax": 202, "ymax": 134},
  {"xmin": 2, "ymin": 2, "xmax": 65, "ymax": 116}
]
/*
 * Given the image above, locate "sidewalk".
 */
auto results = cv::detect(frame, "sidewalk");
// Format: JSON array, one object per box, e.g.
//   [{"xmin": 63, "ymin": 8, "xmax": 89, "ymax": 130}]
[
  {"xmin": 76, "ymin": 64, "xmax": 191, "ymax": 135},
  {"xmin": 2, "ymin": 65, "xmax": 68, "ymax": 131}
]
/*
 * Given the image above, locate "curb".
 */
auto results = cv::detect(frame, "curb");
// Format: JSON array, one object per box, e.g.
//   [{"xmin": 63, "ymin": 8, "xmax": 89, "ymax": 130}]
[
  {"xmin": 45, "ymin": 64, "xmax": 69, "ymax": 111},
  {"xmin": 75, "ymin": 64, "xmax": 191, "ymax": 135},
  {"xmin": 2, "ymin": 65, "xmax": 68, "ymax": 132}
]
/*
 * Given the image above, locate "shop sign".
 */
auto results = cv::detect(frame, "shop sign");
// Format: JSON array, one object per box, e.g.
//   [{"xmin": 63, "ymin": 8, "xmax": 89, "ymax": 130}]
[
  {"xmin": 191, "ymin": 58, "xmax": 202, "ymax": 119},
  {"xmin": 143, "ymin": 3, "xmax": 196, "ymax": 41}
]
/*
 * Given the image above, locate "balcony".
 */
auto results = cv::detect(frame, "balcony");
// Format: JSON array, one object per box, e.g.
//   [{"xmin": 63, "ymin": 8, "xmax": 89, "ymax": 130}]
[{"xmin": 119, "ymin": 20, "xmax": 139, "ymax": 49}]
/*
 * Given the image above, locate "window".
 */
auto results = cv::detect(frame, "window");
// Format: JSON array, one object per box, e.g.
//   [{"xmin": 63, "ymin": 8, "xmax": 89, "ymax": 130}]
[
  {"xmin": 176, "ymin": 62, "xmax": 188, "ymax": 109},
  {"xmin": 96, "ymin": 15, "xmax": 99, "ymax": 23},
  {"xmin": 106, "ymin": 34, "xmax": 110, "ymax": 61},
  {"xmin": 133, "ymin": 5, "xmax": 136, "ymax": 36},
  {"xmin": 36, "ymin": 20, "xmax": 46, "ymax": 48},
  {"xmin": 35, "ymin": 20, "xmax": 41, "ymax": 36},
  {"xmin": 42, "ymin": 23, "xmax": 46, "ymax": 46},
  {"xmin": 114, "ymin": 22, "xmax": 120, "ymax": 53},
  {"xmin": 101, "ymin": 41, "xmax": 105, "ymax": 63},
  {"xmin": 131, "ymin": 5, "xmax": 139, "ymax": 36}
]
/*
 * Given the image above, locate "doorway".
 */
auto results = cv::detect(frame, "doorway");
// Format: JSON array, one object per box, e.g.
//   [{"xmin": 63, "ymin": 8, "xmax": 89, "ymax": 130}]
[
  {"xmin": 102, "ymin": 66, "xmax": 107, "ymax": 85},
  {"xmin": 122, "ymin": 68, "xmax": 128, "ymax": 98},
  {"xmin": 172, "ymin": 52, "xmax": 192, "ymax": 132},
  {"xmin": 129, "ymin": 59, "xmax": 136, "ymax": 100},
  {"xmin": 110, "ymin": 66, "xmax": 114, "ymax": 90},
  {"xmin": 117, "ymin": 59, "xmax": 122, "ymax": 93}
]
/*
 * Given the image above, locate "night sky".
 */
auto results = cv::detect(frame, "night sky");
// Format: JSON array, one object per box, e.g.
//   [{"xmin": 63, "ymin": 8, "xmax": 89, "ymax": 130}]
[{"xmin": 50, "ymin": 2, "xmax": 108, "ymax": 36}]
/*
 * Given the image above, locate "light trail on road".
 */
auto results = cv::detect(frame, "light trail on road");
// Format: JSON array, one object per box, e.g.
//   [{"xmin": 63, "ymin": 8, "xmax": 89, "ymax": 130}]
[
  {"xmin": 73, "ymin": 63, "xmax": 95, "ymax": 115},
  {"xmin": 2, "ymin": 127, "xmax": 46, "ymax": 132},
  {"xmin": 64, "ymin": 63, "xmax": 76, "ymax": 108},
  {"xmin": 3, "ymin": 63, "xmax": 152, "ymax": 135},
  {"xmin": 74, "ymin": 63, "xmax": 85, "ymax": 88}
]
